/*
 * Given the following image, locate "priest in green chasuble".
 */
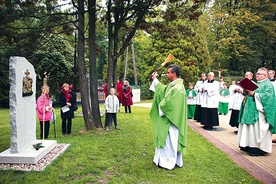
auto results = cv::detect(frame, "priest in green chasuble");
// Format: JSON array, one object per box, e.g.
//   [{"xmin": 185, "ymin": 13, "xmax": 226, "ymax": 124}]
[
  {"xmin": 149, "ymin": 64, "xmax": 187, "ymax": 170},
  {"xmin": 238, "ymin": 67, "xmax": 276, "ymax": 156}
]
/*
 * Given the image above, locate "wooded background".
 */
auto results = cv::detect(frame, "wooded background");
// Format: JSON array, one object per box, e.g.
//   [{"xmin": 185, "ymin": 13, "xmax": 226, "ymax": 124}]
[{"xmin": 0, "ymin": 0, "xmax": 275, "ymax": 129}]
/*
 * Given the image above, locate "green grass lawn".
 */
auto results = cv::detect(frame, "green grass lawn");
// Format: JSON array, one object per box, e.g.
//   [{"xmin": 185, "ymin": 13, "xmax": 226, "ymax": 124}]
[{"xmin": 0, "ymin": 104, "xmax": 261, "ymax": 184}]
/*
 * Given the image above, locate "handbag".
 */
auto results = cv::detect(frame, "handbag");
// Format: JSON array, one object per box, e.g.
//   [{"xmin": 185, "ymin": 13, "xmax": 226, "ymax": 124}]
[{"xmin": 73, "ymin": 104, "xmax": 78, "ymax": 111}]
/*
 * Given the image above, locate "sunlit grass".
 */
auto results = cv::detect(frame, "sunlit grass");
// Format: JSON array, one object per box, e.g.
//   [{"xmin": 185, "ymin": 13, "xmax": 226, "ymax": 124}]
[{"xmin": 0, "ymin": 103, "xmax": 261, "ymax": 184}]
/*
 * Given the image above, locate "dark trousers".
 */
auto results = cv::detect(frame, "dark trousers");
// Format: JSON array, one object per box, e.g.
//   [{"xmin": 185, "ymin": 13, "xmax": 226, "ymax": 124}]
[
  {"xmin": 62, "ymin": 118, "xmax": 72, "ymax": 134},
  {"xmin": 124, "ymin": 106, "xmax": 131, "ymax": 113},
  {"xmin": 40, "ymin": 121, "xmax": 50, "ymax": 139},
  {"xmin": 105, "ymin": 113, "xmax": 117, "ymax": 127}
]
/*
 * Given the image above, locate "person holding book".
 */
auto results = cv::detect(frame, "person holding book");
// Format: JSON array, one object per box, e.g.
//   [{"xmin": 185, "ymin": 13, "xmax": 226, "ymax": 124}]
[
  {"xmin": 59, "ymin": 83, "xmax": 76, "ymax": 136},
  {"xmin": 229, "ymin": 72, "xmax": 254, "ymax": 134},
  {"xmin": 238, "ymin": 67, "xmax": 276, "ymax": 156}
]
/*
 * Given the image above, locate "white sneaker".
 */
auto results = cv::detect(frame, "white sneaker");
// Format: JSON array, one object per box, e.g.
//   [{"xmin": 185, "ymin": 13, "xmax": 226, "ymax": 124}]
[{"xmin": 105, "ymin": 126, "xmax": 109, "ymax": 131}]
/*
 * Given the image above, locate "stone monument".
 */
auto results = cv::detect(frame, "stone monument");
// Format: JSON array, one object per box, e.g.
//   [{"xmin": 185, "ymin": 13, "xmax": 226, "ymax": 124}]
[{"xmin": 0, "ymin": 56, "xmax": 57, "ymax": 164}]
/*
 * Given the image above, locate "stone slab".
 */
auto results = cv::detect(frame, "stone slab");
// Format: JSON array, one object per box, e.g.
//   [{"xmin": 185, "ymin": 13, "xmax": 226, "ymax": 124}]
[
  {"xmin": 0, "ymin": 140, "xmax": 57, "ymax": 164},
  {"xmin": 132, "ymin": 89, "xmax": 140, "ymax": 103},
  {"xmin": 9, "ymin": 56, "xmax": 37, "ymax": 153}
]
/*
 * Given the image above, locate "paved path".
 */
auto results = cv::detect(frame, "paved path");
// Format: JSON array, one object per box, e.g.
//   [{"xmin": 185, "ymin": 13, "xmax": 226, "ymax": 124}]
[{"xmin": 134, "ymin": 103, "xmax": 276, "ymax": 184}]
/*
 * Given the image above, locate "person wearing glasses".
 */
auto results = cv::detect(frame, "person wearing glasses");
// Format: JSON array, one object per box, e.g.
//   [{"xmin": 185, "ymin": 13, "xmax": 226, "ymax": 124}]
[{"xmin": 238, "ymin": 67, "xmax": 276, "ymax": 156}]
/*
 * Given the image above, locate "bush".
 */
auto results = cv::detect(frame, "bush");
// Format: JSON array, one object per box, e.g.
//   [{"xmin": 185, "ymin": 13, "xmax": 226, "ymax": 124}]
[{"xmin": 139, "ymin": 84, "xmax": 154, "ymax": 100}]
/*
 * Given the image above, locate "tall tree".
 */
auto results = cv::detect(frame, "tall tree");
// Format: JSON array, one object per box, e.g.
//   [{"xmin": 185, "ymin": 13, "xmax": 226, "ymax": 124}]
[
  {"xmin": 76, "ymin": 0, "xmax": 95, "ymax": 130},
  {"xmin": 206, "ymin": 0, "xmax": 276, "ymax": 74},
  {"xmin": 0, "ymin": 0, "xmax": 75, "ymax": 107},
  {"xmin": 88, "ymin": 0, "xmax": 102, "ymax": 128},
  {"xmin": 143, "ymin": 0, "xmax": 209, "ymax": 87},
  {"xmin": 105, "ymin": 0, "xmax": 162, "ymax": 91}
]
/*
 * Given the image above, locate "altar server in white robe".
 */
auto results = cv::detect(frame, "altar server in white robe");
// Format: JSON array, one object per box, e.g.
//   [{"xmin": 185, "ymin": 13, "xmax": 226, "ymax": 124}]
[{"xmin": 200, "ymin": 72, "xmax": 220, "ymax": 130}]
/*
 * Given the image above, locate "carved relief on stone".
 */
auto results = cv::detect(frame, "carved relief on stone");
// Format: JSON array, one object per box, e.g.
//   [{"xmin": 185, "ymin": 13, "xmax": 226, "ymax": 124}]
[{"xmin": 22, "ymin": 69, "xmax": 33, "ymax": 97}]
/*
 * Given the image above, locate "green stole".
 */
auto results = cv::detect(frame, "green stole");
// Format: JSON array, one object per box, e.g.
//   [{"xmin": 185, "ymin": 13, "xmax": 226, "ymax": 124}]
[
  {"xmin": 150, "ymin": 79, "xmax": 187, "ymax": 153},
  {"xmin": 239, "ymin": 79, "xmax": 276, "ymax": 133}
]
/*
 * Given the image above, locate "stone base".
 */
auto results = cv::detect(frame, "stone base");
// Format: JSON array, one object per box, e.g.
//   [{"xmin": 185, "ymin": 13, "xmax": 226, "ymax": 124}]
[{"xmin": 0, "ymin": 140, "xmax": 57, "ymax": 164}]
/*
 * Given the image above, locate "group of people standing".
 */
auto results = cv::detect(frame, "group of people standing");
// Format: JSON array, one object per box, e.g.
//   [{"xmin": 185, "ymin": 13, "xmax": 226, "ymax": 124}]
[
  {"xmin": 192, "ymin": 72, "xmax": 221, "ymax": 130},
  {"xmin": 36, "ymin": 78, "xmax": 134, "ymax": 138},
  {"xmin": 190, "ymin": 68, "xmax": 276, "ymax": 157},
  {"xmin": 36, "ymin": 83, "xmax": 77, "ymax": 139},
  {"xmin": 103, "ymin": 79, "xmax": 133, "ymax": 131}
]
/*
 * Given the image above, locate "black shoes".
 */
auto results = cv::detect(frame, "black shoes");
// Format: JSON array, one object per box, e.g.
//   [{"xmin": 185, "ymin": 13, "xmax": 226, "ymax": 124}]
[
  {"xmin": 240, "ymin": 146, "xmax": 267, "ymax": 156},
  {"xmin": 203, "ymin": 126, "xmax": 213, "ymax": 130}
]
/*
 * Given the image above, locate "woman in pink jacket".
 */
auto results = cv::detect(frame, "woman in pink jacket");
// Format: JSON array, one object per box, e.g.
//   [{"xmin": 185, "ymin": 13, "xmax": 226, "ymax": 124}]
[{"xmin": 36, "ymin": 85, "xmax": 54, "ymax": 139}]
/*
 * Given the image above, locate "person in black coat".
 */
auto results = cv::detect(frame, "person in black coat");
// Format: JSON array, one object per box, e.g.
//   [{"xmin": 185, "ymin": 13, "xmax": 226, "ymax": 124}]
[{"xmin": 59, "ymin": 83, "xmax": 76, "ymax": 135}]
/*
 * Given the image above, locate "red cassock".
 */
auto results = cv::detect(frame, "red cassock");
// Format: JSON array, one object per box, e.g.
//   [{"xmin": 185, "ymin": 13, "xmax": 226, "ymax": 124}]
[{"xmin": 116, "ymin": 82, "xmax": 123, "ymax": 102}]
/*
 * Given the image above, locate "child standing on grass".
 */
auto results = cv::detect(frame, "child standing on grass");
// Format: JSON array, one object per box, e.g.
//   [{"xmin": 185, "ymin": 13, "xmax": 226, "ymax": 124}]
[{"xmin": 105, "ymin": 87, "xmax": 120, "ymax": 131}]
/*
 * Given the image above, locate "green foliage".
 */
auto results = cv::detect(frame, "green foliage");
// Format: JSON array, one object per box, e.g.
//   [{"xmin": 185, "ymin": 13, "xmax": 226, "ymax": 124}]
[
  {"xmin": 0, "ymin": 1, "xmax": 75, "ymax": 107},
  {"xmin": 206, "ymin": 0, "xmax": 276, "ymax": 74},
  {"xmin": 142, "ymin": 1, "xmax": 210, "ymax": 86},
  {"xmin": 0, "ymin": 105, "xmax": 262, "ymax": 183},
  {"xmin": 139, "ymin": 84, "xmax": 154, "ymax": 100}
]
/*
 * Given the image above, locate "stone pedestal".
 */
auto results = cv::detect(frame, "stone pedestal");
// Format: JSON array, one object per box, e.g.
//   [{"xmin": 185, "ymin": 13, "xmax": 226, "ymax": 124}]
[
  {"xmin": 0, "ymin": 140, "xmax": 57, "ymax": 164},
  {"xmin": 0, "ymin": 57, "xmax": 58, "ymax": 165}
]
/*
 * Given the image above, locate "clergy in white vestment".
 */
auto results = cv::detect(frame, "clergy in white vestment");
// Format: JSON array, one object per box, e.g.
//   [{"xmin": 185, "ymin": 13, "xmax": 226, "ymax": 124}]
[
  {"xmin": 200, "ymin": 72, "xmax": 220, "ymax": 130},
  {"xmin": 193, "ymin": 72, "xmax": 207, "ymax": 122},
  {"xmin": 149, "ymin": 64, "xmax": 187, "ymax": 170},
  {"xmin": 238, "ymin": 67, "xmax": 276, "ymax": 156},
  {"xmin": 229, "ymin": 72, "xmax": 253, "ymax": 132},
  {"xmin": 229, "ymin": 85, "xmax": 244, "ymax": 131},
  {"xmin": 228, "ymin": 80, "xmax": 238, "ymax": 110}
]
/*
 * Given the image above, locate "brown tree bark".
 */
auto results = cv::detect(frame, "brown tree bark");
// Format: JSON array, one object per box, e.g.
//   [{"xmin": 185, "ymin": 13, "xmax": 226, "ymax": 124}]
[
  {"xmin": 88, "ymin": 0, "xmax": 102, "ymax": 128},
  {"xmin": 77, "ymin": 0, "xmax": 94, "ymax": 130}
]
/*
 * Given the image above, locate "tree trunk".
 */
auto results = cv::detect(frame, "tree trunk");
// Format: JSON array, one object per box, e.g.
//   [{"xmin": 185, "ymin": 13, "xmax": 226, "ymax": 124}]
[
  {"xmin": 131, "ymin": 42, "xmax": 138, "ymax": 87},
  {"xmin": 123, "ymin": 47, "xmax": 128, "ymax": 81},
  {"xmin": 88, "ymin": 0, "xmax": 102, "ymax": 128},
  {"xmin": 77, "ymin": 0, "xmax": 94, "ymax": 130},
  {"xmin": 106, "ymin": 0, "xmax": 115, "ymax": 90}
]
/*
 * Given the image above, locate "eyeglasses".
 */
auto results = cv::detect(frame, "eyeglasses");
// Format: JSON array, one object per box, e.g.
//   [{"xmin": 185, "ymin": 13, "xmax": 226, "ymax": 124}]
[{"xmin": 256, "ymin": 73, "xmax": 265, "ymax": 75}]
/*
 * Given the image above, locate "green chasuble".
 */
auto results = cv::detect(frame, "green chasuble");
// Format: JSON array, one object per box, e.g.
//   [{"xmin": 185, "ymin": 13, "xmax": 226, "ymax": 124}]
[
  {"xmin": 239, "ymin": 78, "xmax": 276, "ymax": 133},
  {"xmin": 150, "ymin": 79, "xmax": 187, "ymax": 153}
]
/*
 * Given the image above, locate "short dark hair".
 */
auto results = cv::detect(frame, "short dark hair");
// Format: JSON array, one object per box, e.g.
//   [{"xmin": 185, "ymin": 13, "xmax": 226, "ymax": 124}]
[{"xmin": 168, "ymin": 64, "xmax": 180, "ymax": 77}]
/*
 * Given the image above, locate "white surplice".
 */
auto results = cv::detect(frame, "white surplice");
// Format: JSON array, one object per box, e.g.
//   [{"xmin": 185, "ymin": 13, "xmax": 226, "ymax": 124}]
[{"xmin": 238, "ymin": 93, "xmax": 272, "ymax": 153}]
